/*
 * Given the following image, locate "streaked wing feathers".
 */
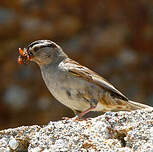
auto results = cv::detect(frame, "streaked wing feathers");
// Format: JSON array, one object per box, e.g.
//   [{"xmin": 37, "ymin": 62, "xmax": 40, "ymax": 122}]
[{"xmin": 63, "ymin": 58, "xmax": 128, "ymax": 101}]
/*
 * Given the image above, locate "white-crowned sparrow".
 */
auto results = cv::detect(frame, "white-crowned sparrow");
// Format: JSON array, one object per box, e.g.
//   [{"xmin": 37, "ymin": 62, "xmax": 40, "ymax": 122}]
[{"xmin": 18, "ymin": 40, "xmax": 152, "ymax": 118}]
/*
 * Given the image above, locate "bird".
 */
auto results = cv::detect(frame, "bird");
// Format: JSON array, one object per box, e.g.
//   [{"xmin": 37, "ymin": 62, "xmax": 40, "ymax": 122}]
[{"xmin": 17, "ymin": 40, "xmax": 152, "ymax": 118}]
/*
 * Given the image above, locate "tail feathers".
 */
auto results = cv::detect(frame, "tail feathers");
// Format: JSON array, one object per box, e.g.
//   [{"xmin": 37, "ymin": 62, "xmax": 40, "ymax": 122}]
[{"xmin": 126, "ymin": 100, "xmax": 153, "ymax": 111}]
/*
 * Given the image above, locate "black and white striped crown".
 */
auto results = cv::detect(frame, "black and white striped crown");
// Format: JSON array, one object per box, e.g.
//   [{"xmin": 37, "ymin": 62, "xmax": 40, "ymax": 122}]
[{"xmin": 27, "ymin": 40, "xmax": 58, "ymax": 52}]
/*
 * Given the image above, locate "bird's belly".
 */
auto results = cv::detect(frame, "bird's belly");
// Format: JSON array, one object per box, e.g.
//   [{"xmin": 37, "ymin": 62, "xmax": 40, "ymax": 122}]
[{"xmin": 49, "ymin": 84, "xmax": 91, "ymax": 111}]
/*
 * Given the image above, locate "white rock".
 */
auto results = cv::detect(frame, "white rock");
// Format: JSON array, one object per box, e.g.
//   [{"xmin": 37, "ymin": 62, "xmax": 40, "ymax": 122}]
[{"xmin": 9, "ymin": 137, "xmax": 18, "ymax": 150}]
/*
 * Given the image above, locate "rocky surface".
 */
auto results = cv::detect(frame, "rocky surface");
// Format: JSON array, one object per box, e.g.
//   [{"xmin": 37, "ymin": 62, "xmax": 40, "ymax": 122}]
[{"xmin": 0, "ymin": 109, "xmax": 152, "ymax": 152}]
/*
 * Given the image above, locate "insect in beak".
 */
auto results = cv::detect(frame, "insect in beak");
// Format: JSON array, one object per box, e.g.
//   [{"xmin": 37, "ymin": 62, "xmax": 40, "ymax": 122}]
[
  {"xmin": 18, "ymin": 55, "xmax": 23, "ymax": 64},
  {"xmin": 17, "ymin": 48, "xmax": 32, "ymax": 64},
  {"xmin": 19, "ymin": 48, "xmax": 24, "ymax": 56}
]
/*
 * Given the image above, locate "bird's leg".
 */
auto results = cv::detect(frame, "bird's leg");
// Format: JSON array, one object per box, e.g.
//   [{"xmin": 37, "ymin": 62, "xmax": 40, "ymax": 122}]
[
  {"xmin": 78, "ymin": 105, "xmax": 96, "ymax": 118},
  {"xmin": 78, "ymin": 99, "xmax": 98, "ymax": 118}
]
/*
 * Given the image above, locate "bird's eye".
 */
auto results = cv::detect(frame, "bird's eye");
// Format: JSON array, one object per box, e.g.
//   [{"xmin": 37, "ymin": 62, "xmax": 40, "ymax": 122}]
[{"xmin": 33, "ymin": 47, "xmax": 39, "ymax": 52}]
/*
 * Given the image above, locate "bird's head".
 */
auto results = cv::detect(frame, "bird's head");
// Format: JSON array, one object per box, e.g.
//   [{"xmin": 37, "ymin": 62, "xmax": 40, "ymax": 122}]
[{"xmin": 18, "ymin": 40, "xmax": 67, "ymax": 66}]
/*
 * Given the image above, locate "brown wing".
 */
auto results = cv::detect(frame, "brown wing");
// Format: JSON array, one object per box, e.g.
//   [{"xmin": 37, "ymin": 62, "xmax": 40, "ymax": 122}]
[{"xmin": 62, "ymin": 58, "xmax": 128, "ymax": 101}]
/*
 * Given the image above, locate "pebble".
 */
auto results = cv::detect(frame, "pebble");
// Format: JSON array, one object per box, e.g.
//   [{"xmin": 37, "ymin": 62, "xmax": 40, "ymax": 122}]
[{"xmin": 9, "ymin": 137, "xmax": 18, "ymax": 150}]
